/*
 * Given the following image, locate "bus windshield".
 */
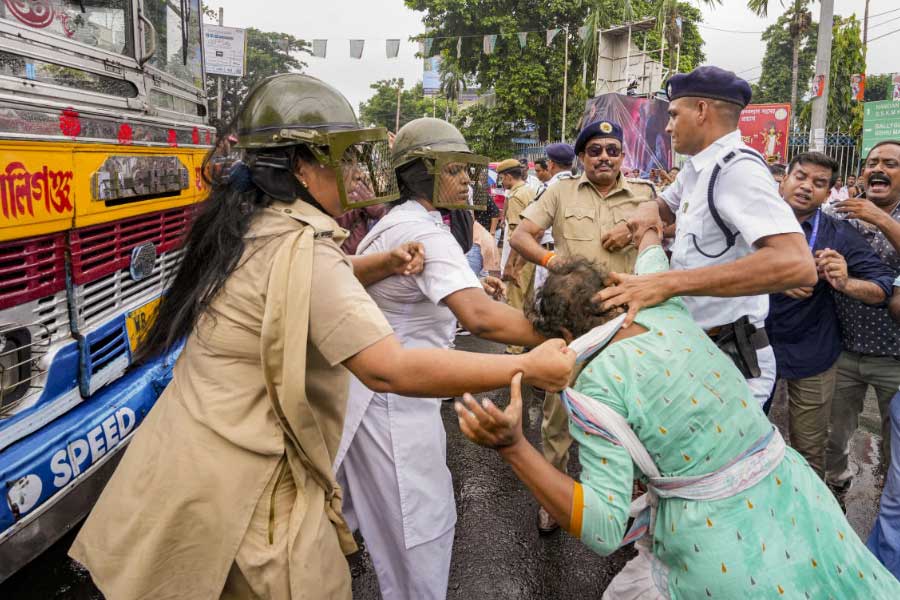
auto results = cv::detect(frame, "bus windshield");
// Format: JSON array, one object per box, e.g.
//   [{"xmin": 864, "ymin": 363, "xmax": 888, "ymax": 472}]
[
  {"xmin": 0, "ymin": 0, "xmax": 132, "ymax": 56},
  {"xmin": 146, "ymin": 0, "xmax": 203, "ymax": 89}
]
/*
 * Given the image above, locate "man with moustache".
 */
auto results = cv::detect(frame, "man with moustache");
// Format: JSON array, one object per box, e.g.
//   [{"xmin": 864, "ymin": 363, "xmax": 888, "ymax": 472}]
[
  {"xmin": 766, "ymin": 152, "xmax": 894, "ymax": 479},
  {"xmin": 509, "ymin": 120, "xmax": 655, "ymax": 533},
  {"xmin": 595, "ymin": 66, "xmax": 816, "ymax": 410},
  {"xmin": 826, "ymin": 140, "xmax": 900, "ymax": 492}
]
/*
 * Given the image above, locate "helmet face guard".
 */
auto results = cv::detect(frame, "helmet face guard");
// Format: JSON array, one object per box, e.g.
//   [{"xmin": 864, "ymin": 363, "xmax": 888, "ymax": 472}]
[
  {"xmin": 425, "ymin": 152, "xmax": 491, "ymax": 211},
  {"xmin": 278, "ymin": 127, "xmax": 399, "ymax": 210}
]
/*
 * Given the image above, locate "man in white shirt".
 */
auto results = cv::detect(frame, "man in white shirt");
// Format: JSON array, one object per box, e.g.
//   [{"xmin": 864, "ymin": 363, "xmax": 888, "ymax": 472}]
[{"xmin": 597, "ymin": 66, "xmax": 817, "ymax": 408}]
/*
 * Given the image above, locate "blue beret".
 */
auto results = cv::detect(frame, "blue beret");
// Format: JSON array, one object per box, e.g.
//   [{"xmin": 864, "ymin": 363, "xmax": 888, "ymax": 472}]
[
  {"xmin": 574, "ymin": 120, "xmax": 623, "ymax": 154},
  {"xmin": 666, "ymin": 66, "xmax": 752, "ymax": 108},
  {"xmin": 545, "ymin": 142, "xmax": 575, "ymax": 164}
]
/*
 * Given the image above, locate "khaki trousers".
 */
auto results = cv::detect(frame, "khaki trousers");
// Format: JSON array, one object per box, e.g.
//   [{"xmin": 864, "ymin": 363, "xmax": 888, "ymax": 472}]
[
  {"xmin": 541, "ymin": 391, "xmax": 573, "ymax": 473},
  {"xmin": 785, "ymin": 363, "xmax": 838, "ymax": 478},
  {"xmin": 505, "ymin": 261, "xmax": 535, "ymax": 354},
  {"xmin": 826, "ymin": 351, "xmax": 900, "ymax": 486}
]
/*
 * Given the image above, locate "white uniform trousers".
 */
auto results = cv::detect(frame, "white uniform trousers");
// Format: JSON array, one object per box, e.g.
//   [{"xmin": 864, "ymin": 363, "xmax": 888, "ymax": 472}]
[{"xmin": 338, "ymin": 394, "xmax": 454, "ymax": 600}]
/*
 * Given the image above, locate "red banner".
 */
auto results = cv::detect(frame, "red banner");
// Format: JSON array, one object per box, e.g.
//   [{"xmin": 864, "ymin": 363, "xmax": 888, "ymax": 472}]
[
  {"xmin": 851, "ymin": 73, "xmax": 865, "ymax": 101},
  {"xmin": 738, "ymin": 103, "xmax": 792, "ymax": 164}
]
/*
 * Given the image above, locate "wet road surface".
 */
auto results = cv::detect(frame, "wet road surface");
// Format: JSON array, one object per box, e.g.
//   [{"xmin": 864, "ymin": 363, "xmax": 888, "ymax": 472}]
[{"xmin": 1, "ymin": 335, "xmax": 884, "ymax": 599}]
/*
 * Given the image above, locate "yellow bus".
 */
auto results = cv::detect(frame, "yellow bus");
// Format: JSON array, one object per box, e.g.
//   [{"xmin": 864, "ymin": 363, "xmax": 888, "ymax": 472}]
[{"xmin": 0, "ymin": 0, "xmax": 213, "ymax": 580}]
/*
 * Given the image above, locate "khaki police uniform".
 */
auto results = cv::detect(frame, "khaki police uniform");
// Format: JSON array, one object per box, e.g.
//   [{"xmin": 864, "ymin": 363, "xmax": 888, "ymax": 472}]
[
  {"xmin": 503, "ymin": 180, "xmax": 537, "ymax": 353},
  {"xmin": 521, "ymin": 171, "xmax": 656, "ymax": 473},
  {"xmin": 70, "ymin": 201, "xmax": 393, "ymax": 600}
]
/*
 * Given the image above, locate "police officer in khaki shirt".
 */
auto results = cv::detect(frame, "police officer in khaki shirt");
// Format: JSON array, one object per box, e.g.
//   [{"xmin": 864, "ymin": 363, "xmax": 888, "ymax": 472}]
[
  {"xmin": 498, "ymin": 158, "xmax": 537, "ymax": 353},
  {"xmin": 510, "ymin": 119, "xmax": 655, "ymax": 533}
]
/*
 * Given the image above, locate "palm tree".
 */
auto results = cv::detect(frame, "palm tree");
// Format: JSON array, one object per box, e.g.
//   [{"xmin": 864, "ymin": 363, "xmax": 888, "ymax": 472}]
[
  {"xmin": 439, "ymin": 64, "xmax": 465, "ymax": 117},
  {"xmin": 748, "ymin": 0, "xmax": 813, "ymax": 121}
]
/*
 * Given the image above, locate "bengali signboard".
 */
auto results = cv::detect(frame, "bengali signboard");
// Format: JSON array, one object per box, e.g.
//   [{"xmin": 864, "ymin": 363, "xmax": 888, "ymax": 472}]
[
  {"xmin": 738, "ymin": 103, "xmax": 791, "ymax": 164},
  {"xmin": 862, "ymin": 100, "xmax": 900, "ymax": 156},
  {"xmin": 203, "ymin": 25, "xmax": 247, "ymax": 77}
]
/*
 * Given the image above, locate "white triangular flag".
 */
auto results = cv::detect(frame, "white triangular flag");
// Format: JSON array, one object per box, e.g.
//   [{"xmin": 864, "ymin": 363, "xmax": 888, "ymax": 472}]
[
  {"xmin": 578, "ymin": 25, "xmax": 589, "ymax": 40},
  {"xmin": 424, "ymin": 37, "xmax": 434, "ymax": 56},
  {"xmin": 456, "ymin": 37, "xmax": 462, "ymax": 58},
  {"xmin": 517, "ymin": 31, "xmax": 528, "ymax": 48},
  {"xmin": 546, "ymin": 28, "xmax": 560, "ymax": 46},
  {"xmin": 483, "ymin": 34, "xmax": 498, "ymax": 55},
  {"xmin": 312, "ymin": 39, "xmax": 327, "ymax": 58},
  {"xmin": 386, "ymin": 39, "xmax": 400, "ymax": 59},
  {"xmin": 350, "ymin": 39, "xmax": 364, "ymax": 59}
]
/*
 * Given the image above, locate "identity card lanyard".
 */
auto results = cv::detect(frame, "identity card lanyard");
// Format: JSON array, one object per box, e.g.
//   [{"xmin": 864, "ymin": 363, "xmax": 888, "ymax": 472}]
[{"xmin": 808, "ymin": 209, "xmax": 821, "ymax": 251}]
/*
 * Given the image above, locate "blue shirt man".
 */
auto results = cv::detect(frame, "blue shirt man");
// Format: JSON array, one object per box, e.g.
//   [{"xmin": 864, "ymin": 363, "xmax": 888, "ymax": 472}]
[{"xmin": 766, "ymin": 152, "xmax": 894, "ymax": 477}]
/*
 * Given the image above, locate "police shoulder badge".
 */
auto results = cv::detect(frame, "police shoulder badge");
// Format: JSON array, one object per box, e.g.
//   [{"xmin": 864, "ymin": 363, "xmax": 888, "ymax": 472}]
[{"xmin": 599, "ymin": 122, "xmax": 613, "ymax": 134}]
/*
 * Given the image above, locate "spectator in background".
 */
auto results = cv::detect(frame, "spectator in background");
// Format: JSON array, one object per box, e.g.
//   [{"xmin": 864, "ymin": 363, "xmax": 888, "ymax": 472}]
[
  {"xmin": 769, "ymin": 162, "xmax": 786, "ymax": 184},
  {"xmin": 829, "ymin": 176, "xmax": 849, "ymax": 203},
  {"xmin": 826, "ymin": 140, "xmax": 900, "ymax": 494},
  {"xmin": 474, "ymin": 190, "xmax": 500, "ymax": 236},
  {"xmin": 534, "ymin": 159, "xmax": 552, "ymax": 184},
  {"xmin": 520, "ymin": 157, "xmax": 543, "ymax": 194},
  {"xmin": 867, "ymin": 275, "xmax": 900, "ymax": 579},
  {"xmin": 847, "ymin": 174, "xmax": 857, "ymax": 190},
  {"xmin": 766, "ymin": 152, "xmax": 894, "ymax": 479}
]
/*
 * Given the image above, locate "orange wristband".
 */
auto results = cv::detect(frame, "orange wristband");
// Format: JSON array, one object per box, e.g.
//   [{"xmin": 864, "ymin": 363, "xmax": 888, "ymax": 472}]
[{"xmin": 541, "ymin": 251, "xmax": 556, "ymax": 267}]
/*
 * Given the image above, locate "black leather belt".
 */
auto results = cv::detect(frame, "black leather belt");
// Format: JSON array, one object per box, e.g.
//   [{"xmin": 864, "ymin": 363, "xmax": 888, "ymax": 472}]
[{"xmin": 541, "ymin": 242, "xmax": 555, "ymax": 251}]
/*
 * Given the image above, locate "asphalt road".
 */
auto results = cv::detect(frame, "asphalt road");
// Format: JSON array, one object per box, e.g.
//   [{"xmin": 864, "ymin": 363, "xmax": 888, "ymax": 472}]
[{"xmin": 1, "ymin": 335, "xmax": 883, "ymax": 599}]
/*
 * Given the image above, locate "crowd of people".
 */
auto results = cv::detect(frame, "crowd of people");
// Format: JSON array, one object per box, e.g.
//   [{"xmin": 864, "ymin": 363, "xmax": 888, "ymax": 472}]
[{"xmin": 64, "ymin": 65, "xmax": 900, "ymax": 599}]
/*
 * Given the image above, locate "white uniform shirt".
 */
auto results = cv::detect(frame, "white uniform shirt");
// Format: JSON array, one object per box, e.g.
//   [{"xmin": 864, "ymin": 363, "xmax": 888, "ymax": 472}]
[
  {"xmin": 526, "ymin": 174, "xmax": 543, "ymax": 195},
  {"xmin": 661, "ymin": 129, "xmax": 802, "ymax": 330},
  {"xmin": 336, "ymin": 200, "xmax": 481, "ymax": 548}
]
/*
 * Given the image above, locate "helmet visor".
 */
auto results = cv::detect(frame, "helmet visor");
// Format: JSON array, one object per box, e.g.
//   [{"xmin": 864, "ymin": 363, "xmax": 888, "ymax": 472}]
[
  {"xmin": 429, "ymin": 152, "xmax": 490, "ymax": 211},
  {"xmin": 327, "ymin": 128, "xmax": 399, "ymax": 210}
]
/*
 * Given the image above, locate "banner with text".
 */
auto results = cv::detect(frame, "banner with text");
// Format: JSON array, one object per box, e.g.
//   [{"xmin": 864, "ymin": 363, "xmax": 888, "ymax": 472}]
[
  {"xmin": 203, "ymin": 25, "xmax": 247, "ymax": 77},
  {"xmin": 738, "ymin": 103, "xmax": 791, "ymax": 164},
  {"xmin": 862, "ymin": 101, "xmax": 900, "ymax": 156}
]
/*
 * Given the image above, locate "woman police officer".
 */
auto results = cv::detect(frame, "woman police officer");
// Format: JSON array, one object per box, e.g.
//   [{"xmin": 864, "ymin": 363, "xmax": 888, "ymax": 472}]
[{"xmin": 69, "ymin": 74, "xmax": 574, "ymax": 600}]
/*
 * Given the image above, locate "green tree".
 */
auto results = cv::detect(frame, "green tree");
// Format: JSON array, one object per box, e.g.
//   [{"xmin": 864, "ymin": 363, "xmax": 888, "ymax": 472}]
[
  {"xmin": 865, "ymin": 73, "xmax": 891, "ymax": 102},
  {"xmin": 797, "ymin": 15, "xmax": 865, "ymax": 135},
  {"xmin": 206, "ymin": 28, "xmax": 309, "ymax": 132},
  {"xmin": 748, "ymin": 0, "xmax": 813, "ymax": 120},
  {"xmin": 406, "ymin": 0, "xmax": 707, "ymax": 141},
  {"xmin": 359, "ymin": 79, "xmax": 451, "ymax": 130},
  {"xmin": 451, "ymin": 103, "xmax": 518, "ymax": 157},
  {"xmin": 752, "ymin": 12, "xmax": 817, "ymax": 111}
]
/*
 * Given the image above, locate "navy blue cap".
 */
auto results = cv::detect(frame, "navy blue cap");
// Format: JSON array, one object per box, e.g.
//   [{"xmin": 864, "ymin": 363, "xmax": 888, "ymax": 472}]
[
  {"xmin": 574, "ymin": 120, "xmax": 623, "ymax": 154},
  {"xmin": 545, "ymin": 142, "xmax": 575, "ymax": 165},
  {"xmin": 666, "ymin": 66, "xmax": 752, "ymax": 108}
]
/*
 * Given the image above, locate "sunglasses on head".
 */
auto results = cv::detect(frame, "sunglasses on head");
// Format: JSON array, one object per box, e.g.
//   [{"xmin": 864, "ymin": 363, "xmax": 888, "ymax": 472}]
[{"xmin": 585, "ymin": 144, "xmax": 622, "ymax": 158}]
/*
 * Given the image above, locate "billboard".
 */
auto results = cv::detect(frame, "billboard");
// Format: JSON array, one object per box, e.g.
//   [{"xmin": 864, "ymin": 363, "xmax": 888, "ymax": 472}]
[
  {"xmin": 738, "ymin": 103, "xmax": 791, "ymax": 164},
  {"xmin": 582, "ymin": 94, "xmax": 672, "ymax": 175},
  {"xmin": 423, "ymin": 55, "xmax": 442, "ymax": 96},
  {"xmin": 203, "ymin": 25, "xmax": 247, "ymax": 77},
  {"xmin": 862, "ymin": 100, "xmax": 900, "ymax": 156}
]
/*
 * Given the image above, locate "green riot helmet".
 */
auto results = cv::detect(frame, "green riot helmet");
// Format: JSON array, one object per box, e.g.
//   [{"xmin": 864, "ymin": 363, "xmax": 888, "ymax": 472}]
[
  {"xmin": 392, "ymin": 118, "xmax": 490, "ymax": 211},
  {"xmin": 235, "ymin": 73, "xmax": 398, "ymax": 210}
]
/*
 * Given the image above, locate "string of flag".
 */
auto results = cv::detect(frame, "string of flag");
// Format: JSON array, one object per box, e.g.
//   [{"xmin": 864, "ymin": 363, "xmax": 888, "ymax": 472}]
[{"xmin": 309, "ymin": 26, "xmax": 591, "ymax": 60}]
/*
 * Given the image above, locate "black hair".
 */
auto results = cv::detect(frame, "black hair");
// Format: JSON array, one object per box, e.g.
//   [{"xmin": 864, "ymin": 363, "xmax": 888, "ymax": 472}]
[
  {"xmin": 535, "ymin": 158, "xmax": 548, "ymax": 169},
  {"xmin": 788, "ymin": 152, "xmax": 839, "ymax": 188},
  {"xmin": 768, "ymin": 163, "xmax": 786, "ymax": 177},
  {"xmin": 137, "ymin": 126, "xmax": 324, "ymax": 362},
  {"xmin": 527, "ymin": 257, "xmax": 617, "ymax": 339},
  {"xmin": 503, "ymin": 166, "xmax": 525, "ymax": 180}
]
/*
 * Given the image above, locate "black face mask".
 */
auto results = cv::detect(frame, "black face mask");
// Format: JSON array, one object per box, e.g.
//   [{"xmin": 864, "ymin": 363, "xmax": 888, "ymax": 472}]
[
  {"xmin": 241, "ymin": 148, "xmax": 327, "ymax": 213},
  {"xmin": 398, "ymin": 160, "xmax": 473, "ymax": 253}
]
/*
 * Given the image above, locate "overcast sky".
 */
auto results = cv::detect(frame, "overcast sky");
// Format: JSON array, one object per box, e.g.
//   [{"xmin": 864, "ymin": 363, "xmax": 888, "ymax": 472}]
[{"xmin": 208, "ymin": 0, "xmax": 896, "ymax": 112}]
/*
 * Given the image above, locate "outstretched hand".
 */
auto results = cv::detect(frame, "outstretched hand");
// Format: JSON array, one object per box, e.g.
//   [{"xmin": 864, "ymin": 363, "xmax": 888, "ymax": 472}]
[
  {"xmin": 481, "ymin": 276, "xmax": 506, "ymax": 300},
  {"xmin": 592, "ymin": 271, "xmax": 671, "ymax": 327},
  {"xmin": 388, "ymin": 241, "xmax": 425, "ymax": 276},
  {"xmin": 455, "ymin": 373, "xmax": 525, "ymax": 450}
]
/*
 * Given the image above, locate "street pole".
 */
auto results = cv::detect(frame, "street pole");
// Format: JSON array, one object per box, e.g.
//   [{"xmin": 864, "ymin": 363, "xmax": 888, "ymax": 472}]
[
  {"xmin": 216, "ymin": 7, "xmax": 223, "ymax": 122},
  {"xmin": 809, "ymin": 0, "xmax": 834, "ymax": 152},
  {"xmin": 561, "ymin": 27, "xmax": 569, "ymax": 142},
  {"xmin": 395, "ymin": 81, "xmax": 402, "ymax": 133},
  {"xmin": 862, "ymin": 0, "xmax": 870, "ymax": 64}
]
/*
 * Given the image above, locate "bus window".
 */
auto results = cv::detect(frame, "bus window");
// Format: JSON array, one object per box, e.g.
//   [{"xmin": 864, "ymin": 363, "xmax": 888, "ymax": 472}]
[
  {"xmin": 145, "ymin": 0, "xmax": 202, "ymax": 89},
  {"xmin": 0, "ymin": 1, "xmax": 133, "ymax": 56},
  {"xmin": 0, "ymin": 50, "xmax": 138, "ymax": 97}
]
